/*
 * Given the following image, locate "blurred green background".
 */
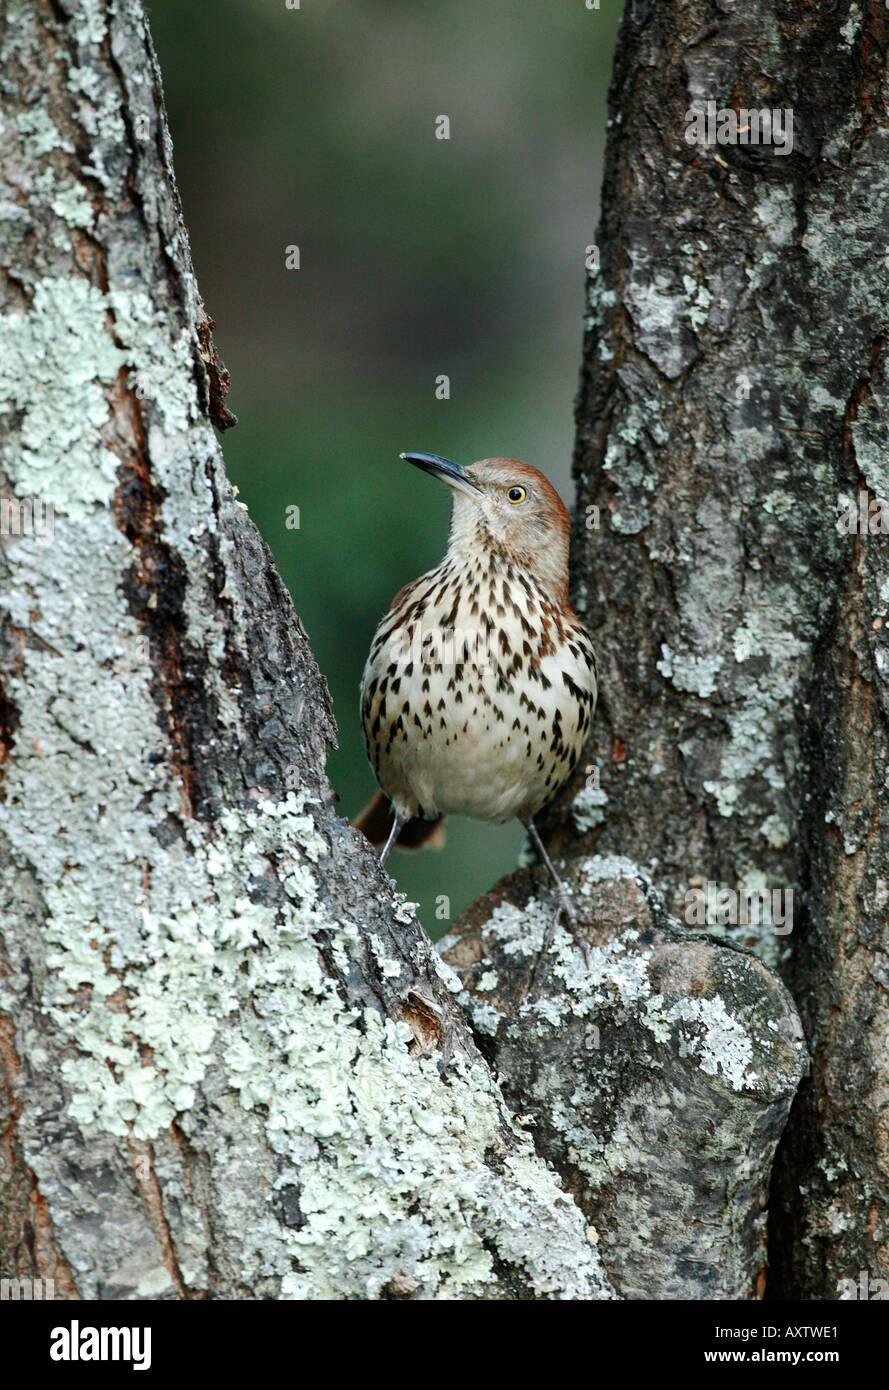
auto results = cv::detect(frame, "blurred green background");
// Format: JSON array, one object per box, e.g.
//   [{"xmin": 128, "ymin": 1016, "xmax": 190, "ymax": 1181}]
[{"xmin": 149, "ymin": 0, "xmax": 622, "ymax": 935}]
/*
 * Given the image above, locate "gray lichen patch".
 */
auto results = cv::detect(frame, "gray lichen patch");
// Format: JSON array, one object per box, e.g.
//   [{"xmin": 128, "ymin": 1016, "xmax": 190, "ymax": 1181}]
[
  {"xmin": 572, "ymin": 783, "xmax": 608, "ymax": 832},
  {"xmin": 0, "ymin": 275, "xmax": 200, "ymax": 519},
  {"xmin": 0, "ymin": 278, "xmax": 126, "ymax": 514}
]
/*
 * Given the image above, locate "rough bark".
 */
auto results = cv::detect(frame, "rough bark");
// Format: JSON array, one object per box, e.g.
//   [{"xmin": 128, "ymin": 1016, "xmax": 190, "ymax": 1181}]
[
  {"xmin": 560, "ymin": 0, "xmax": 889, "ymax": 1297},
  {"xmin": 0, "ymin": 0, "xmax": 614, "ymax": 1300},
  {"xmin": 441, "ymin": 858, "xmax": 805, "ymax": 1299}
]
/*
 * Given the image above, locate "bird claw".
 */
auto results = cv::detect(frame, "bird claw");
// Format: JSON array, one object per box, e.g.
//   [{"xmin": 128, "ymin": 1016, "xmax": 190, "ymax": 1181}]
[
  {"xmin": 528, "ymin": 887, "xmax": 589, "ymax": 994},
  {"xmin": 555, "ymin": 886, "xmax": 595, "ymax": 971},
  {"xmin": 553, "ymin": 889, "xmax": 578, "ymax": 930}
]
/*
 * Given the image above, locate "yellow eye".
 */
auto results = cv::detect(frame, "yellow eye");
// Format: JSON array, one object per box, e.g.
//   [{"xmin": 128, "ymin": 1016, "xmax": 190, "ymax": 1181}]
[{"xmin": 506, "ymin": 486, "xmax": 526, "ymax": 504}]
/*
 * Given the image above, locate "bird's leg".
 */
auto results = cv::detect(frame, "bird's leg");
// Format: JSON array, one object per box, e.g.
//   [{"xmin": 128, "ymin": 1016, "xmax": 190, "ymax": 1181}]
[
  {"xmin": 380, "ymin": 809, "xmax": 408, "ymax": 866},
  {"xmin": 523, "ymin": 817, "xmax": 576, "ymax": 924},
  {"xmin": 522, "ymin": 817, "xmax": 588, "ymax": 980}
]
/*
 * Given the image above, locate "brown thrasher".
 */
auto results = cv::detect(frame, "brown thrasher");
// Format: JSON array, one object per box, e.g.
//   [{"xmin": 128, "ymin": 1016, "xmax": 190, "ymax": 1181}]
[{"xmin": 355, "ymin": 452, "xmax": 597, "ymax": 923}]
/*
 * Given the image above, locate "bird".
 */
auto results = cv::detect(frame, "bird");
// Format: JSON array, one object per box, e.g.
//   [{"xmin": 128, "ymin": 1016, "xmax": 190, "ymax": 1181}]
[{"xmin": 355, "ymin": 451, "xmax": 598, "ymax": 926}]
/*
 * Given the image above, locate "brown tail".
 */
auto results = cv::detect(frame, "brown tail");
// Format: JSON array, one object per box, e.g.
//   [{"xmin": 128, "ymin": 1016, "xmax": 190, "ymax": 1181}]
[{"xmin": 352, "ymin": 790, "xmax": 446, "ymax": 851}]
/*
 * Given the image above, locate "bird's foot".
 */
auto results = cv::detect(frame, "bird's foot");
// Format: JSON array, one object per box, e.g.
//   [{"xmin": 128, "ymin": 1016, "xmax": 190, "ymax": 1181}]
[
  {"xmin": 528, "ymin": 885, "xmax": 590, "ymax": 994},
  {"xmin": 553, "ymin": 885, "xmax": 578, "ymax": 930},
  {"xmin": 555, "ymin": 891, "xmax": 591, "ymax": 967},
  {"xmin": 520, "ymin": 817, "xmax": 592, "ymax": 987}
]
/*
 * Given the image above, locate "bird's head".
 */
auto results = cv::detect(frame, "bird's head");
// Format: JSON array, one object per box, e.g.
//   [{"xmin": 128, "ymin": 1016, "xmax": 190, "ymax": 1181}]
[{"xmin": 401, "ymin": 452, "xmax": 572, "ymax": 602}]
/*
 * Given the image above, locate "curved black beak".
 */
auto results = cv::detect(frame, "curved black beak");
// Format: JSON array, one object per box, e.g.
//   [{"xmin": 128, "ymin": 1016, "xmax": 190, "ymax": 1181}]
[{"xmin": 400, "ymin": 451, "xmax": 481, "ymax": 498}]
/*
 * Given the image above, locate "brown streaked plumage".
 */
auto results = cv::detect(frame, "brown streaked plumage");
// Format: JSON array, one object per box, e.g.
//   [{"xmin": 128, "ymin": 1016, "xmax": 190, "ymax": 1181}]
[{"xmin": 354, "ymin": 451, "xmax": 598, "ymax": 923}]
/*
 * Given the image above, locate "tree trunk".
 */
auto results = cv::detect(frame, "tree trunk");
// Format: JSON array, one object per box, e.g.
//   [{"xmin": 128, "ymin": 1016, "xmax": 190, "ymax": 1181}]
[{"xmin": 563, "ymin": 0, "xmax": 889, "ymax": 1298}]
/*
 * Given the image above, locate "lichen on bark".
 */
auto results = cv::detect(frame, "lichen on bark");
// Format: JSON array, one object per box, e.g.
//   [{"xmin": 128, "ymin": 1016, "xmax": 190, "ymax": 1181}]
[
  {"xmin": 441, "ymin": 854, "xmax": 806, "ymax": 1298},
  {"xmin": 566, "ymin": 0, "xmax": 889, "ymax": 1296}
]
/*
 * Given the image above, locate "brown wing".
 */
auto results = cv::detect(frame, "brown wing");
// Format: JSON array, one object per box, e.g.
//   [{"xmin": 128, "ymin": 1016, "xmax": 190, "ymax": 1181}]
[{"xmin": 352, "ymin": 790, "xmax": 446, "ymax": 851}]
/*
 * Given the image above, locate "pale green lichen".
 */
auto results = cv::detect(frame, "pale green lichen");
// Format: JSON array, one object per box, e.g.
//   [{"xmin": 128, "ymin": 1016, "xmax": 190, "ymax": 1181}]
[
  {"xmin": 753, "ymin": 186, "xmax": 796, "ymax": 248},
  {"xmin": 0, "ymin": 276, "xmax": 199, "ymax": 516},
  {"xmin": 50, "ymin": 184, "xmax": 95, "ymax": 229},
  {"xmin": 108, "ymin": 289, "xmax": 198, "ymax": 435},
  {"xmin": 761, "ymin": 491, "xmax": 795, "ymax": 518},
  {"xmin": 474, "ymin": 862, "xmax": 768, "ymax": 1099},
  {"xmin": 702, "ymin": 778, "xmax": 742, "ymax": 817},
  {"xmin": 68, "ymin": 64, "xmax": 103, "ymax": 103},
  {"xmin": 663, "ymin": 996, "xmax": 756, "ymax": 1090},
  {"xmin": 368, "ymin": 933, "xmax": 404, "ymax": 980},
  {"xmin": 760, "ymin": 814, "xmax": 791, "ymax": 849},
  {"xmin": 572, "ymin": 784, "xmax": 608, "ymax": 832},
  {"xmin": 431, "ymin": 954, "xmax": 464, "ymax": 994},
  {"xmin": 47, "ymin": 791, "xmax": 326, "ymax": 1138},
  {"xmin": 391, "ymin": 891, "xmax": 420, "ymax": 925},
  {"xmin": 657, "ymin": 642, "xmax": 722, "ymax": 698},
  {"xmin": 839, "ymin": 4, "xmax": 861, "ymax": 46},
  {"xmin": 15, "ymin": 106, "xmax": 74, "ymax": 157},
  {"xmin": 682, "ymin": 275, "xmax": 712, "ymax": 330},
  {"xmin": 0, "ymin": 277, "xmax": 124, "ymax": 514},
  {"xmin": 72, "ymin": 0, "xmax": 108, "ymax": 46},
  {"xmin": 467, "ymin": 999, "xmax": 506, "ymax": 1036},
  {"xmin": 853, "ymin": 415, "xmax": 889, "ymax": 498}
]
